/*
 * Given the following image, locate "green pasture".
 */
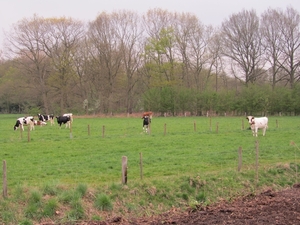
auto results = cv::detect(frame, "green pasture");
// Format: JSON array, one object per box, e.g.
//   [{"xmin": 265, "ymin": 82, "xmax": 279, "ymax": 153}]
[
  {"xmin": 0, "ymin": 114, "xmax": 300, "ymax": 223},
  {"xmin": 0, "ymin": 114, "xmax": 299, "ymax": 188}
]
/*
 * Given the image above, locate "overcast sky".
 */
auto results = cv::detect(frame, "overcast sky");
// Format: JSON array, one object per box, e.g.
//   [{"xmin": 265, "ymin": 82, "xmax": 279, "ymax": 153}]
[{"xmin": 1, "ymin": 0, "xmax": 300, "ymax": 46}]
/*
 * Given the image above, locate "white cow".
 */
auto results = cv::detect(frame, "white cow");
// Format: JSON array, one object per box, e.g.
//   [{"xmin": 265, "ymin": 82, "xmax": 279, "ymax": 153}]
[{"xmin": 246, "ymin": 116, "xmax": 268, "ymax": 137}]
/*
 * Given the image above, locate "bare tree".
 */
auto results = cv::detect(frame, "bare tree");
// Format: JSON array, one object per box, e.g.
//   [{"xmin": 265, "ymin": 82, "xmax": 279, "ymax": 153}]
[
  {"xmin": 174, "ymin": 12, "xmax": 214, "ymax": 92},
  {"xmin": 221, "ymin": 9, "xmax": 265, "ymax": 86},
  {"xmin": 4, "ymin": 15, "xmax": 52, "ymax": 113},
  {"xmin": 207, "ymin": 28, "xmax": 225, "ymax": 92},
  {"xmin": 277, "ymin": 7, "xmax": 300, "ymax": 89},
  {"xmin": 261, "ymin": 8, "xmax": 286, "ymax": 90},
  {"xmin": 41, "ymin": 17, "xmax": 85, "ymax": 113},
  {"xmin": 113, "ymin": 10, "xmax": 143, "ymax": 114},
  {"xmin": 87, "ymin": 12, "xmax": 122, "ymax": 113}
]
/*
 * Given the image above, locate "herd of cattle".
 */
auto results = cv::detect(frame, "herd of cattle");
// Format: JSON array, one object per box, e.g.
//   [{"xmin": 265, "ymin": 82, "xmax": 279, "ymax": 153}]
[
  {"xmin": 13, "ymin": 111, "xmax": 268, "ymax": 137},
  {"xmin": 13, "ymin": 113, "xmax": 73, "ymax": 131}
]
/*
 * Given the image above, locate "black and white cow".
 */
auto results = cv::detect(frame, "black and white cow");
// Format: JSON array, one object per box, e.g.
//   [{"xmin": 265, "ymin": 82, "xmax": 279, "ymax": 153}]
[
  {"xmin": 14, "ymin": 116, "xmax": 34, "ymax": 131},
  {"xmin": 24, "ymin": 116, "xmax": 35, "ymax": 131},
  {"xmin": 37, "ymin": 113, "xmax": 54, "ymax": 126},
  {"xmin": 56, "ymin": 115, "xmax": 71, "ymax": 128},
  {"xmin": 63, "ymin": 113, "xmax": 73, "ymax": 122},
  {"xmin": 14, "ymin": 117, "xmax": 25, "ymax": 131},
  {"xmin": 142, "ymin": 114, "xmax": 151, "ymax": 133}
]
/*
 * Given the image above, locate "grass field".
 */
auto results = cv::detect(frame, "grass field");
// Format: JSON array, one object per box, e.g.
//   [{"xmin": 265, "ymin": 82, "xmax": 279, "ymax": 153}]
[{"xmin": 0, "ymin": 114, "xmax": 299, "ymax": 224}]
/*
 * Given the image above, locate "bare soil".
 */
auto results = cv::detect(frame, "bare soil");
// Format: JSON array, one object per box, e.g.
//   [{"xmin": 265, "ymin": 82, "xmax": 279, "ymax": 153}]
[{"xmin": 72, "ymin": 184, "xmax": 300, "ymax": 225}]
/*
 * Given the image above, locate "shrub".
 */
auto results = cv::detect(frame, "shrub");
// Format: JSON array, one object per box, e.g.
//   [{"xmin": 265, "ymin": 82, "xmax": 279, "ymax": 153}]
[
  {"xmin": 59, "ymin": 190, "xmax": 81, "ymax": 204},
  {"xmin": 43, "ymin": 198, "xmax": 58, "ymax": 217},
  {"xmin": 94, "ymin": 194, "xmax": 113, "ymax": 211},
  {"xmin": 67, "ymin": 199, "xmax": 85, "ymax": 220},
  {"xmin": 76, "ymin": 183, "xmax": 88, "ymax": 197}
]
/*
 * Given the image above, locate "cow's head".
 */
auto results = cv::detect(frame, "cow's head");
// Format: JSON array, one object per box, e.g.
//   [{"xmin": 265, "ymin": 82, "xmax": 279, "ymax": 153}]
[
  {"xmin": 14, "ymin": 120, "xmax": 21, "ymax": 130},
  {"xmin": 246, "ymin": 116, "xmax": 255, "ymax": 125}
]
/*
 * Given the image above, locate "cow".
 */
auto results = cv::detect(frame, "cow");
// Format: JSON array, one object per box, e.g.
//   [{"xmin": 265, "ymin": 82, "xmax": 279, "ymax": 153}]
[
  {"xmin": 63, "ymin": 113, "xmax": 73, "ymax": 122},
  {"xmin": 34, "ymin": 120, "xmax": 47, "ymax": 126},
  {"xmin": 14, "ymin": 116, "xmax": 34, "ymax": 131},
  {"xmin": 246, "ymin": 116, "xmax": 268, "ymax": 137},
  {"xmin": 24, "ymin": 116, "xmax": 35, "ymax": 131},
  {"xmin": 14, "ymin": 117, "xmax": 25, "ymax": 131},
  {"xmin": 37, "ymin": 113, "xmax": 54, "ymax": 126},
  {"xmin": 56, "ymin": 115, "xmax": 71, "ymax": 128},
  {"xmin": 142, "ymin": 112, "xmax": 152, "ymax": 133},
  {"xmin": 143, "ymin": 111, "xmax": 153, "ymax": 120}
]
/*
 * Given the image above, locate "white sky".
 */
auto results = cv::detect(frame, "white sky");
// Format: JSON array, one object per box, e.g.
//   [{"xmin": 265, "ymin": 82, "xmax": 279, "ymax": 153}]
[{"xmin": 0, "ymin": 0, "xmax": 300, "ymax": 46}]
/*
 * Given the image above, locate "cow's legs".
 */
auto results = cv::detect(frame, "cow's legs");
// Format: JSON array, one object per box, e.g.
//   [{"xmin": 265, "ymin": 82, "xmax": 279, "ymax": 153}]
[
  {"xmin": 263, "ymin": 127, "xmax": 266, "ymax": 136},
  {"xmin": 143, "ymin": 125, "xmax": 149, "ymax": 133}
]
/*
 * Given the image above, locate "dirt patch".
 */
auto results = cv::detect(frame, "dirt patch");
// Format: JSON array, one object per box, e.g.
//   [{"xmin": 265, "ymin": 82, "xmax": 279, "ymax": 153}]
[{"xmin": 75, "ymin": 184, "xmax": 300, "ymax": 225}]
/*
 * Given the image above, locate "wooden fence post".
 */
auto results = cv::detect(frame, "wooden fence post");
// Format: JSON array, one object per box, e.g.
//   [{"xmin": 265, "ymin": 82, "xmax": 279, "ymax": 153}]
[
  {"xmin": 255, "ymin": 140, "xmax": 259, "ymax": 186},
  {"xmin": 238, "ymin": 147, "xmax": 242, "ymax": 172},
  {"xmin": 69, "ymin": 121, "xmax": 73, "ymax": 139},
  {"xmin": 241, "ymin": 119, "xmax": 244, "ymax": 130},
  {"xmin": 102, "ymin": 125, "xmax": 105, "ymax": 138},
  {"xmin": 216, "ymin": 122, "xmax": 219, "ymax": 133},
  {"xmin": 27, "ymin": 125, "xmax": 30, "ymax": 142},
  {"xmin": 88, "ymin": 124, "xmax": 90, "ymax": 136},
  {"xmin": 122, "ymin": 156, "xmax": 128, "ymax": 185},
  {"xmin": 3, "ymin": 160, "xmax": 7, "ymax": 198},
  {"xmin": 194, "ymin": 121, "xmax": 196, "ymax": 132},
  {"xmin": 139, "ymin": 152, "xmax": 143, "ymax": 180}
]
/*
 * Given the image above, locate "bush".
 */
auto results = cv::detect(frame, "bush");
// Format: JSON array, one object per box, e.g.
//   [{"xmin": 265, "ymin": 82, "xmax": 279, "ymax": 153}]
[{"xmin": 94, "ymin": 194, "xmax": 113, "ymax": 211}]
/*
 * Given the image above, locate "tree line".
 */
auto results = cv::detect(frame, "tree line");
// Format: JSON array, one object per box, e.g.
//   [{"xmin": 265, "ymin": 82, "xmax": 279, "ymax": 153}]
[{"xmin": 0, "ymin": 7, "xmax": 299, "ymax": 116}]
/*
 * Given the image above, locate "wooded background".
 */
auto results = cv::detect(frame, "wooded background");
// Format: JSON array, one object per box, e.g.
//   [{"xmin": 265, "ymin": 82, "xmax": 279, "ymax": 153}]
[{"xmin": 0, "ymin": 7, "xmax": 299, "ymax": 116}]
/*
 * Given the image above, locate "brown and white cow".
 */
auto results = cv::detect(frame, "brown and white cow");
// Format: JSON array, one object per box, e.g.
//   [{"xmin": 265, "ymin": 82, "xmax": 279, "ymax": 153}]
[{"xmin": 246, "ymin": 116, "xmax": 268, "ymax": 137}]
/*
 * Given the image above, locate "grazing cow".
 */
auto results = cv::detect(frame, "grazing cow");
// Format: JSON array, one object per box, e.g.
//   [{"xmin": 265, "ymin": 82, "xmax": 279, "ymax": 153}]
[
  {"xmin": 246, "ymin": 116, "xmax": 268, "ymax": 137},
  {"xmin": 63, "ymin": 113, "xmax": 73, "ymax": 122},
  {"xmin": 24, "ymin": 116, "xmax": 35, "ymax": 131},
  {"xmin": 37, "ymin": 113, "xmax": 54, "ymax": 126},
  {"xmin": 56, "ymin": 116, "xmax": 71, "ymax": 128},
  {"xmin": 14, "ymin": 117, "xmax": 25, "ymax": 131},
  {"xmin": 14, "ymin": 116, "xmax": 34, "ymax": 131},
  {"xmin": 142, "ymin": 112, "xmax": 152, "ymax": 133}
]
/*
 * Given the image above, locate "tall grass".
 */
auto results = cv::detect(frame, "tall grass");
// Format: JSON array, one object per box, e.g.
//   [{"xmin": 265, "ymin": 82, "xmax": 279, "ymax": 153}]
[{"xmin": 0, "ymin": 114, "xmax": 299, "ymax": 223}]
